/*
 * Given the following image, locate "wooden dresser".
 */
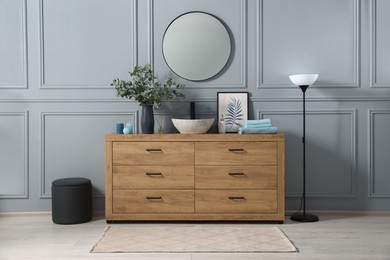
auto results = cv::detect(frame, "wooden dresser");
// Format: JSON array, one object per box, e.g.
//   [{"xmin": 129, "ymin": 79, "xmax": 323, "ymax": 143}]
[{"xmin": 105, "ymin": 134, "xmax": 285, "ymax": 222}]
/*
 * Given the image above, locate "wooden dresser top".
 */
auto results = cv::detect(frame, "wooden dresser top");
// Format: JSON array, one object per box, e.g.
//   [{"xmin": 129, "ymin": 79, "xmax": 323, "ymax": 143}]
[{"xmin": 105, "ymin": 133, "xmax": 285, "ymax": 142}]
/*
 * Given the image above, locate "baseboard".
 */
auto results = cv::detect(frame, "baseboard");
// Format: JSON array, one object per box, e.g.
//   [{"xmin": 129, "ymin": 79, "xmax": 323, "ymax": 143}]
[
  {"xmin": 285, "ymin": 210, "xmax": 390, "ymax": 216},
  {"xmin": 0, "ymin": 211, "xmax": 51, "ymax": 216},
  {"xmin": 0, "ymin": 210, "xmax": 105, "ymax": 217},
  {"xmin": 2, "ymin": 210, "xmax": 389, "ymax": 217}
]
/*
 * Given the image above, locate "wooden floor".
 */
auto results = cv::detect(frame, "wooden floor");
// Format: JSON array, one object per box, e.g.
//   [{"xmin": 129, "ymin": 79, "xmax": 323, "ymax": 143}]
[{"xmin": 0, "ymin": 212, "xmax": 389, "ymax": 259}]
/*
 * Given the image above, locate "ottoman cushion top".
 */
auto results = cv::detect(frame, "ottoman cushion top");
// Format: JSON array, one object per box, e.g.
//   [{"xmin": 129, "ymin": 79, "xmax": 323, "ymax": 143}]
[{"xmin": 52, "ymin": 177, "xmax": 91, "ymax": 187}]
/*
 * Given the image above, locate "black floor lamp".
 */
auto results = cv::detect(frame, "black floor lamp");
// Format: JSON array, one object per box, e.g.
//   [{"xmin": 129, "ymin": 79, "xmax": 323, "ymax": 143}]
[{"xmin": 289, "ymin": 74, "xmax": 319, "ymax": 223}]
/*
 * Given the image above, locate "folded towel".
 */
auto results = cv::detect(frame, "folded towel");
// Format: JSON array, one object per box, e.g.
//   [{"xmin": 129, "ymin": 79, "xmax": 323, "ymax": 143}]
[
  {"xmin": 245, "ymin": 119, "xmax": 271, "ymax": 125},
  {"xmin": 238, "ymin": 127, "xmax": 278, "ymax": 134},
  {"xmin": 244, "ymin": 123, "xmax": 272, "ymax": 128}
]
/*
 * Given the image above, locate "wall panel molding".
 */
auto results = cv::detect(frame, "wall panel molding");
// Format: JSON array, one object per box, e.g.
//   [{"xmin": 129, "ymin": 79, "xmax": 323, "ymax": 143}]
[
  {"xmin": 257, "ymin": 0, "xmax": 360, "ymax": 89},
  {"xmin": 251, "ymin": 96, "xmax": 390, "ymax": 102},
  {"xmin": 150, "ymin": 0, "xmax": 247, "ymax": 89},
  {"xmin": 39, "ymin": 0, "xmax": 138, "ymax": 89},
  {"xmin": 0, "ymin": 0, "xmax": 28, "ymax": 89},
  {"xmin": 40, "ymin": 111, "xmax": 138, "ymax": 198},
  {"xmin": 147, "ymin": 0, "xmax": 154, "ymax": 65},
  {"xmin": 3, "ymin": 96, "xmax": 390, "ymax": 104},
  {"xmin": 259, "ymin": 109, "xmax": 357, "ymax": 198},
  {"xmin": 370, "ymin": 0, "xmax": 390, "ymax": 88},
  {"xmin": 0, "ymin": 111, "xmax": 29, "ymax": 198},
  {"xmin": 368, "ymin": 110, "xmax": 390, "ymax": 197}
]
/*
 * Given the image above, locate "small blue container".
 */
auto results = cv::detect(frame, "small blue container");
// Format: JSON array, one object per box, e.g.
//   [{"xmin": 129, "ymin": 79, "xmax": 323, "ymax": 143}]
[{"xmin": 116, "ymin": 123, "xmax": 124, "ymax": 134}]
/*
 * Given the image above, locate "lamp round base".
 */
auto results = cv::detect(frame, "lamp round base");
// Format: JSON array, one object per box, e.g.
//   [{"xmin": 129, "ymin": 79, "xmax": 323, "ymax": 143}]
[{"xmin": 290, "ymin": 212, "xmax": 319, "ymax": 222}]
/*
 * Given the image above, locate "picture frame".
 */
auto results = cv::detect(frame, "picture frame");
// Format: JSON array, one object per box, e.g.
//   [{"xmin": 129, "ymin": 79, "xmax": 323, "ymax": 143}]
[{"xmin": 217, "ymin": 92, "xmax": 249, "ymax": 133}]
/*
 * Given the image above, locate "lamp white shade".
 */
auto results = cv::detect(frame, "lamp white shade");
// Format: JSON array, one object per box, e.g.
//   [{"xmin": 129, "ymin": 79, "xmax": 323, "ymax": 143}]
[{"xmin": 289, "ymin": 74, "xmax": 318, "ymax": 86}]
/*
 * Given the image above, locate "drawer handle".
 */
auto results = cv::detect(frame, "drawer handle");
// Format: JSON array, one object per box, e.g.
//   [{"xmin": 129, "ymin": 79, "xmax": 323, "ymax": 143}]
[
  {"xmin": 146, "ymin": 196, "xmax": 162, "ymax": 201},
  {"xmin": 228, "ymin": 148, "xmax": 245, "ymax": 152},
  {"xmin": 146, "ymin": 172, "xmax": 162, "ymax": 177},
  {"xmin": 146, "ymin": 148, "xmax": 162, "ymax": 153},
  {"xmin": 228, "ymin": 172, "xmax": 245, "ymax": 176},
  {"xmin": 228, "ymin": 196, "xmax": 246, "ymax": 201}
]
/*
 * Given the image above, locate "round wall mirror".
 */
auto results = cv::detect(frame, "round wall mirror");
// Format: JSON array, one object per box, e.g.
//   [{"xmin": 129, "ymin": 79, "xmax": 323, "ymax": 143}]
[{"xmin": 162, "ymin": 12, "xmax": 232, "ymax": 81}]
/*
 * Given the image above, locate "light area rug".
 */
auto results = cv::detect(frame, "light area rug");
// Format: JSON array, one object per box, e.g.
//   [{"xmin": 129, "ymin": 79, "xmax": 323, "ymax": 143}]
[{"xmin": 90, "ymin": 225, "xmax": 297, "ymax": 253}]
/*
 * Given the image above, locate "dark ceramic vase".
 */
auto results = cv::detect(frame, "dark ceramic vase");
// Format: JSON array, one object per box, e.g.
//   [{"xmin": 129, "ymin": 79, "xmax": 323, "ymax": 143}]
[{"xmin": 141, "ymin": 105, "xmax": 154, "ymax": 134}]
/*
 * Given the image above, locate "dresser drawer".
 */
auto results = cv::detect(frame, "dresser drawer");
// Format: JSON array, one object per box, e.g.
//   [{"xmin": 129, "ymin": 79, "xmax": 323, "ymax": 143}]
[
  {"xmin": 195, "ymin": 166, "xmax": 277, "ymax": 189},
  {"xmin": 113, "ymin": 190, "xmax": 194, "ymax": 213},
  {"xmin": 113, "ymin": 166, "xmax": 194, "ymax": 189},
  {"xmin": 195, "ymin": 142, "xmax": 277, "ymax": 166},
  {"xmin": 195, "ymin": 190, "xmax": 277, "ymax": 213},
  {"xmin": 113, "ymin": 142, "xmax": 194, "ymax": 166}
]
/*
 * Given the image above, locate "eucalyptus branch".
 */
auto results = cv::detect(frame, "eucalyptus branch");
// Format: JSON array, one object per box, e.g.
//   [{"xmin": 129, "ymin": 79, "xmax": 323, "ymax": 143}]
[{"xmin": 111, "ymin": 64, "xmax": 185, "ymax": 108}]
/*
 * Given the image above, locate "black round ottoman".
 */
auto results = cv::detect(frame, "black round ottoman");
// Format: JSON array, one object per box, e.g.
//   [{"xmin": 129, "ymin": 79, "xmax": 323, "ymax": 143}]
[{"xmin": 52, "ymin": 177, "xmax": 92, "ymax": 224}]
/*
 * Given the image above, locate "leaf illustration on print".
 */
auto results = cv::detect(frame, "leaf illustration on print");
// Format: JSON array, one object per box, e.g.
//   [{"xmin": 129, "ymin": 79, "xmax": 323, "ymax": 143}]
[{"xmin": 224, "ymin": 97, "xmax": 244, "ymax": 129}]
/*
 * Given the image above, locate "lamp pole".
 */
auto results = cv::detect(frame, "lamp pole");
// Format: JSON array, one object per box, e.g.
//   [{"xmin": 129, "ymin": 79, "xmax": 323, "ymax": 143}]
[
  {"xmin": 290, "ymin": 84, "xmax": 319, "ymax": 222},
  {"xmin": 300, "ymin": 85, "xmax": 308, "ymax": 218}
]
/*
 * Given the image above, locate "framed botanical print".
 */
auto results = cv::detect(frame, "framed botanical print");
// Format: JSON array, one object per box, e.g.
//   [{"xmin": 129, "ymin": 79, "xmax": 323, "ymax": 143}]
[{"xmin": 217, "ymin": 92, "xmax": 249, "ymax": 133}]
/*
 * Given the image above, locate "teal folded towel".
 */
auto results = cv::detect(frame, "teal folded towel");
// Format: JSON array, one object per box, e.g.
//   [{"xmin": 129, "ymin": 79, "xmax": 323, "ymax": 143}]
[
  {"xmin": 244, "ymin": 123, "xmax": 272, "ymax": 128},
  {"xmin": 238, "ymin": 127, "xmax": 278, "ymax": 134},
  {"xmin": 245, "ymin": 119, "xmax": 271, "ymax": 125}
]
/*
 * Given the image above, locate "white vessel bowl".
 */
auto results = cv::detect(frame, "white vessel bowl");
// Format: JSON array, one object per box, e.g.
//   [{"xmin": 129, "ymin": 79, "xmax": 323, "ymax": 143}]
[{"xmin": 172, "ymin": 118, "xmax": 214, "ymax": 134}]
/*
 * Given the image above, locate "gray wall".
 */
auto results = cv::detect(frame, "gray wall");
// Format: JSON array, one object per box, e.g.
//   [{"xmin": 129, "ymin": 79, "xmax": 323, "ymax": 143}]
[{"xmin": 1, "ymin": 0, "xmax": 390, "ymax": 212}]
